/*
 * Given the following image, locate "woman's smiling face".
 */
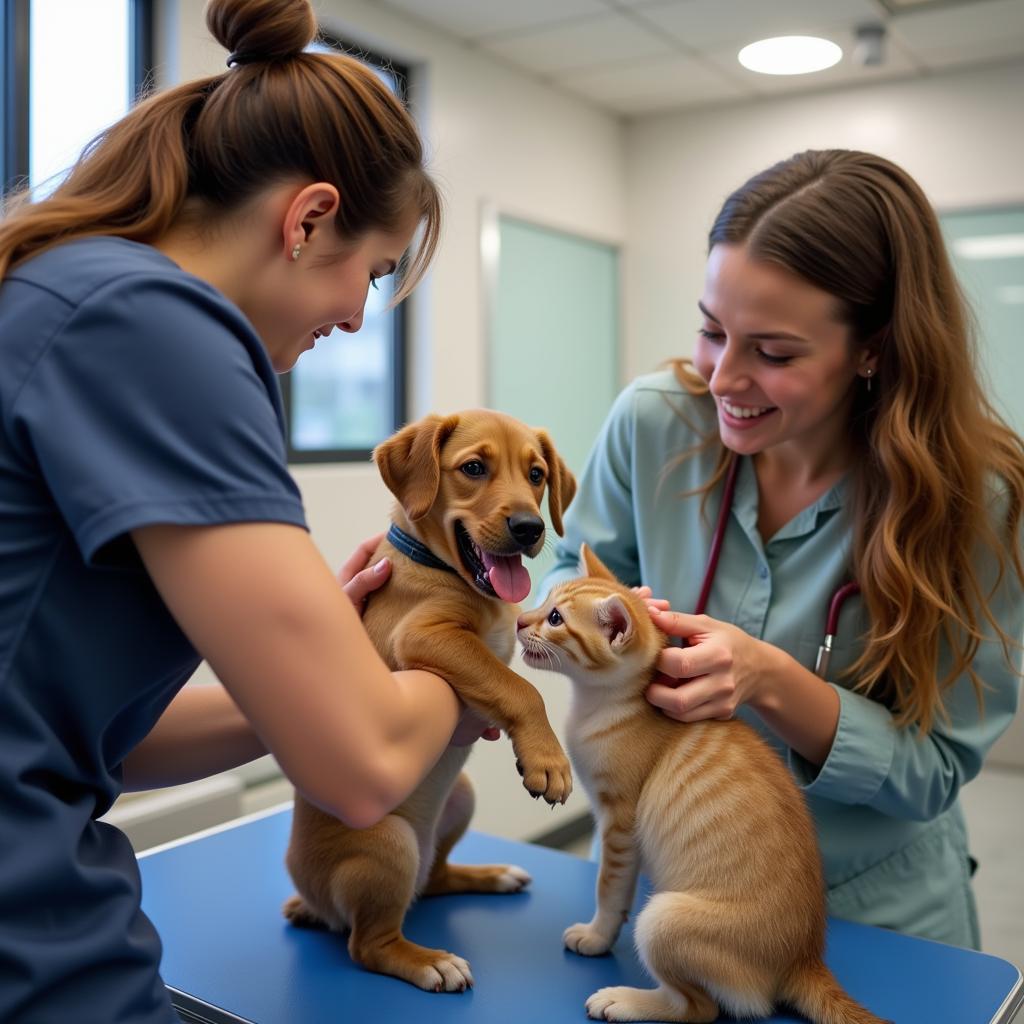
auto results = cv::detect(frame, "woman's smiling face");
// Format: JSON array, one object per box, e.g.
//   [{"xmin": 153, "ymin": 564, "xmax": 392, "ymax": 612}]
[{"xmin": 694, "ymin": 243, "xmax": 872, "ymax": 467}]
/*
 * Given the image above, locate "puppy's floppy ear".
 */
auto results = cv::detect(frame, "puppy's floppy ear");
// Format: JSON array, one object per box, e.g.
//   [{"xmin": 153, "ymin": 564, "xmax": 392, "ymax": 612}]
[
  {"xmin": 535, "ymin": 428, "xmax": 577, "ymax": 536},
  {"xmin": 374, "ymin": 414, "xmax": 460, "ymax": 521},
  {"xmin": 580, "ymin": 542, "xmax": 619, "ymax": 584}
]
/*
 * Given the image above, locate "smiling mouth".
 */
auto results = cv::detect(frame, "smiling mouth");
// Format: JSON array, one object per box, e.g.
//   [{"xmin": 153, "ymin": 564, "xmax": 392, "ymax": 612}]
[
  {"xmin": 720, "ymin": 399, "xmax": 776, "ymax": 420},
  {"xmin": 455, "ymin": 521, "xmax": 533, "ymax": 603}
]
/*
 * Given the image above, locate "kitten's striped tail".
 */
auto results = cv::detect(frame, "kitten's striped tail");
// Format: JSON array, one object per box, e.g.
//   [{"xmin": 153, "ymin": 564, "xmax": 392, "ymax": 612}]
[{"xmin": 779, "ymin": 960, "xmax": 892, "ymax": 1024}]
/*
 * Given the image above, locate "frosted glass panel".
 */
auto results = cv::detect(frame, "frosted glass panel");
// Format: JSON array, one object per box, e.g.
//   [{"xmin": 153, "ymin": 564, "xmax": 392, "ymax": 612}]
[
  {"xmin": 942, "ymin": 208, "xmax": 1024, "ymax": 435},
  {"xmin": 489, "ymin": 215, "xmax": 619, "ymax": 600}
]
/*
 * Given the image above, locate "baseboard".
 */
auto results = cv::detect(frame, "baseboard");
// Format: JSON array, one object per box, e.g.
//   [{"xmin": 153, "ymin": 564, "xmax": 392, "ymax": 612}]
[{"xmin": 529, "ymin": 811, "xmax": 594, "ymax": 850}]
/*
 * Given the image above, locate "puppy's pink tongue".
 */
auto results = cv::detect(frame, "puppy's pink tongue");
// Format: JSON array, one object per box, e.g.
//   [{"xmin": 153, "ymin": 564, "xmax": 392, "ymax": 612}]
[{"xmin": 484, "ymin": 554, "xmax": 531, "ymax": 603}]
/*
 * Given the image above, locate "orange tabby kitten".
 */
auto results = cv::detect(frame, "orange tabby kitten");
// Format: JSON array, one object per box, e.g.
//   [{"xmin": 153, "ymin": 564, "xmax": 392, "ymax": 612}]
[{"xmin": 517, "ymin": 544, "xmax": 887, "ymax": 1024}]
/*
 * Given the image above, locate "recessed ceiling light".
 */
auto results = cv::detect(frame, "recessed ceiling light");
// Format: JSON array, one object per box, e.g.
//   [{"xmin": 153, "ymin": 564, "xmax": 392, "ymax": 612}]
[{"xmin": 738, "ymin": 36, "xmax": 843, "ymax": 76}]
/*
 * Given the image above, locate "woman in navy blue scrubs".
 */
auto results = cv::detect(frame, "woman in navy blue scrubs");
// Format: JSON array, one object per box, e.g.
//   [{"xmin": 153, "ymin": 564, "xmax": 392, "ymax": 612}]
[{"xmin": 0, "ymin": 1, "xmax": 471, "ymax": 1019}]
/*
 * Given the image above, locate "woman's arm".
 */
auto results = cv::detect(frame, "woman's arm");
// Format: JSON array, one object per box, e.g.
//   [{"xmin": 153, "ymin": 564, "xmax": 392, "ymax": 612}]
[
  {"xmin": 122, "ymin": 683, "xmax": 267, "ymax": 790},
  {"xmin": 132, "ymin": 521, "xmax": 461, "ymax": 829}
]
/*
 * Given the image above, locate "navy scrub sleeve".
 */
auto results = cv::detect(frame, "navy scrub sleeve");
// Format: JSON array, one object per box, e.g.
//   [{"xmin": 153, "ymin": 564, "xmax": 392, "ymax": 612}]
[{"xmin": 0, "ymin": 238, "xmax": 307, "ymax": 1022}]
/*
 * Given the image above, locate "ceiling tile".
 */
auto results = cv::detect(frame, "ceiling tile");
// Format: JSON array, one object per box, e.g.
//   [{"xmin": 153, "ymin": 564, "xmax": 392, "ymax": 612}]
[
  {"xmin": 633, "ymin": 0, "xmax": 882, "ymax": 51},
  {"xmin": 376, "ymin": 0, "xmax": 609, "ymax": 42},
  {"xmin": 477, "ymin": 11, "xmax": 677, "ymax": 75},
  {"xmin": 888, "ymin": 0, "xmax": 1024, "ymax": 67},
  {"xmin": 557, "ymin": 52, "xmax": 754, "ymax": 112}
]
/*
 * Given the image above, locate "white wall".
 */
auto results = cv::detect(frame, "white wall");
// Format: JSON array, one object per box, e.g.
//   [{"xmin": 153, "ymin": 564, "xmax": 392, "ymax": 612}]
[
  {"xmin": 153, "ymin": 0, "xmax": 625, "ymax": 840},
  {"xmin": 622, "ymin": 58, "xmax": 1024, "ymax": 380}
]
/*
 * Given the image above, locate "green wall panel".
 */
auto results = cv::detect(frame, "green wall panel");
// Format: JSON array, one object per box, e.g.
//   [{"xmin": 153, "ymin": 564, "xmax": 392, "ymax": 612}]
[{"xmin": 488, "ymin": 215, "xmax": 619, "ymax": 602}]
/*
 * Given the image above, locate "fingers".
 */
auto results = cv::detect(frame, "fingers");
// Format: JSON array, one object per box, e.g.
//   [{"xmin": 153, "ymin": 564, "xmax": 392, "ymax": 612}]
[
  {"xmin": 341, "ymin": 556, "xmax": 391, "ymax": 611},
  {"xmin": 336, "ymin": 532, "xmax": 386, "ymax": 588},
  {"xmin": 645, "ymin": 680, "xmax": 735, "ymax": 723},
  {"xmin": 630, "ymin": 586, "xmax": 670, "ymax": 612},
  {"xmin": 656, "ymin": 643, "xmax": 730, "ymax": 682},
  {"xmin": 647, "ymin": 606, "xmax": 710, "ymax": 639}
]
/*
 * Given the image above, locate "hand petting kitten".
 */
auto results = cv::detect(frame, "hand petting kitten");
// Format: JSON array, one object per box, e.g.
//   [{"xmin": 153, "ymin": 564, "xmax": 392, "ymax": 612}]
[{"xmin": 638, "ymin": 593, "xmax": 775, "ymax": 724}]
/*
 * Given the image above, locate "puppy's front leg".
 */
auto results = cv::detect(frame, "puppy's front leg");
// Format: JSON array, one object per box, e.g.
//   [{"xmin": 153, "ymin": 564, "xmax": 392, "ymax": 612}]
[{"xmin": 396, "ymin": 623, "xmax": 572, "ymax": 805}]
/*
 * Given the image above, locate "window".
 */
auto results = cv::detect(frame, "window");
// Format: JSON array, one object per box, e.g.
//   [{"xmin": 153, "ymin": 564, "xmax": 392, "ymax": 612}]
[
  {"xmin": 281, "ymin": 35, "xmax": 411, "ymax": 464},
  {"xmin": 2, "ymin": 0, "xmax": 152, "ymax": 195}
]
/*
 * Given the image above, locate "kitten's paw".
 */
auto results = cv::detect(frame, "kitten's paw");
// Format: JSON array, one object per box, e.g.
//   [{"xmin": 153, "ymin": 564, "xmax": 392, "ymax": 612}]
[
  {"xmin": 564, "ymin": 922, "xmax": 613, "ymax": 956},
  {"xmin": 586, "ymin": 985, "xmax": 697, "ymax": 1021},
  {"xmin": 586, "ymin": 986, "xmax": 677, "ymax": 1021}
]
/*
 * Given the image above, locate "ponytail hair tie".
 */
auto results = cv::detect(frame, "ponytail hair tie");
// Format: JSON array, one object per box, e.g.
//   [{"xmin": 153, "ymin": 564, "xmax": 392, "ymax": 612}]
[{"xmin": 226, "ymin": 51, "xmax": 262, "ymax": 68}]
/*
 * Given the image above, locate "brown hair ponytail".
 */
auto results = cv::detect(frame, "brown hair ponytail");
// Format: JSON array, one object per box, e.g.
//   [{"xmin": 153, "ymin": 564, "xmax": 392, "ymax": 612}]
[
  {"xmin": 0, "ymin": 0, "xmax": 440, "ymax": 297},
  {"xmin": 673, "ymin": 149, "xmax": 1024, "ymax": 734}
]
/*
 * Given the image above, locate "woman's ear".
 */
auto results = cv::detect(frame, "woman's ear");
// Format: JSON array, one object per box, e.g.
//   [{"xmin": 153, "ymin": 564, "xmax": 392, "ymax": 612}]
[{"xmin": 282, "ymin": 182, "xmax": 340, "ymax": 258}]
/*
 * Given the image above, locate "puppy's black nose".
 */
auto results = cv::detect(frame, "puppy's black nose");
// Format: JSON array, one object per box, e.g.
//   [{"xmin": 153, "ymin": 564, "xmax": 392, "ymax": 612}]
[{"xmin": 508, "ymin": 513, "xmax": 544, "ymax": 548}]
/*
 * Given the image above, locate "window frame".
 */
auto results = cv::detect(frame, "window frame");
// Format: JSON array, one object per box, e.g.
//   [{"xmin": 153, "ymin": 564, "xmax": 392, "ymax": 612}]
[
  {"xmin": 280, "ymin": 31, "xmax": 412, "ymax": 465},
  {"xmin": 1, "ymin": 0, "xmax": 153, "ymax": 195}
]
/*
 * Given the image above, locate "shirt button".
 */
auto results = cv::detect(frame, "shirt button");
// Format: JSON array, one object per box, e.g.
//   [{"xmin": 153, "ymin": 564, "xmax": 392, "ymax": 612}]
[{"xmin": 759, "ymin": 564, "xmax": 769, "ymax": 579}]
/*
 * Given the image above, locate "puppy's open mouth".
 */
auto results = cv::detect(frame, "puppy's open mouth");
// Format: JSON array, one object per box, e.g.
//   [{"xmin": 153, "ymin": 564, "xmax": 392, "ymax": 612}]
[{"xmin": 455, "ymin": 521, "xmax": 532, "ymax": 603}]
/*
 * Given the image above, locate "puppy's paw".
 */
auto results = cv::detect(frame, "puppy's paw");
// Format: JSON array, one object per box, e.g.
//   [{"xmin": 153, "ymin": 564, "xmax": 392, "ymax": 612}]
[
  {"xmin": 514, "ymin": 741, "xmax": 573, "ymax": 805},
  {"xmin": 416, "ymin": 952, "xmax": 474, "ymax": 993},
  {"xmin": 496, "ymin": 864, "xmax": 532, "ymax": 892},
  {"xmin": 563, "ymin": 922, "xmax": 613, "ymax": 956},
  {"xmin": 281, "ymin": 894, "xmax": 325, "ymax": 929}
]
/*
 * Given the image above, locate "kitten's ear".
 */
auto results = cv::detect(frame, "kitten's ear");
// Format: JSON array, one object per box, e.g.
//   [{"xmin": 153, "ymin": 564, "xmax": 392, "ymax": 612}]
[
  {"xmin": 580, "ymin": 543, "xmax": 619, "ymax": 584},
  {"xmin": 595, "ymin": 594, "xmax": 634, "ymax": 650}
]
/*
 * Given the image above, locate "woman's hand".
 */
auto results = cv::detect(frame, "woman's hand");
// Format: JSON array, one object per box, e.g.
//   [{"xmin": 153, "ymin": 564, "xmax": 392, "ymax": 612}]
[
  {"xmin": 450, "ymin": 704, "xmax": 502, "ymax": 746},
  {"xmin": 643, "ymin": 602, "xmax": 773, "ymax": 722},
  {"xmin": 337, "ymin": 533, "xmax": 391, "ymax": 613},
  {"xmin": 339, "ymin": 534, "xmax": 499, "ymax": 747}
]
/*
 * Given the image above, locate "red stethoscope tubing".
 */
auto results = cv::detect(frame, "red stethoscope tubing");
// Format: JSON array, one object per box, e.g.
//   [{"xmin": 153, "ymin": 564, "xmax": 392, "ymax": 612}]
[{"xmin": 693, "ymin": 454, "xmax": 859, "ymax": 678}]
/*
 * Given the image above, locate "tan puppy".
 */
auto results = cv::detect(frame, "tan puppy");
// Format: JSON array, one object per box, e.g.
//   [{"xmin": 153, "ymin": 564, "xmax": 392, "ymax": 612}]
[{"xmin": 283, "ymin": 410, "xmax": 576, "ymax": 992}]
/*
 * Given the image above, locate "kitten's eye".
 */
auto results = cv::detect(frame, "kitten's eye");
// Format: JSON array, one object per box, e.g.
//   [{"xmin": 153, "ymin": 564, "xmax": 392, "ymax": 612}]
[
  {"xmin": 547, "ymin": 608, "xmax": 563, "ymax": 627},
  {"xmin": 529, "ymin": 466, "xmax": 544, "ymax": 485},
  {"xmin": 461, "ymin": 460, "xmax": 486, "ymax": 478}
]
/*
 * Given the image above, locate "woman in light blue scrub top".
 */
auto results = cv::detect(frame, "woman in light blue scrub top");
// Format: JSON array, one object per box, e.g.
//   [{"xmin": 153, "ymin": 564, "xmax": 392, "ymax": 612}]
[{"xmin": 546, "ymin": 150, "xmax": 1024, "ymax": 950}]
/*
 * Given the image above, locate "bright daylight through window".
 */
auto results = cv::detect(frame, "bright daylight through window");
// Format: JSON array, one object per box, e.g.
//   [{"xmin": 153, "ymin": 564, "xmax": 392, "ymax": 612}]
[{"xmin": 29, "ymin": 0, "xmax": 132, "ymax": 194}]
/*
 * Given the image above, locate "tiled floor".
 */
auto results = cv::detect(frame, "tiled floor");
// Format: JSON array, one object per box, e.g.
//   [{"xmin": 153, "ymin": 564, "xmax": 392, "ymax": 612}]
[
  {"xmin": 557, "ymin": 765, "xmax": 1024, "ymax": 969},
  {"xmin": 961, "ymin": 765, "xmax": 1024, "ymax": 968}
]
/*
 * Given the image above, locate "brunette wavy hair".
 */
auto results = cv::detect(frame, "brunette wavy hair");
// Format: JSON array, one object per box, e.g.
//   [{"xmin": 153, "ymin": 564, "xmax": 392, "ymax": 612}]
[
  {"xmin": 672, "ymin": 149, "xmax": 1024, "ymax": 734},
  {"xmin": 0, "ymin": 0, "xmax": 440, "ymax": 299}
]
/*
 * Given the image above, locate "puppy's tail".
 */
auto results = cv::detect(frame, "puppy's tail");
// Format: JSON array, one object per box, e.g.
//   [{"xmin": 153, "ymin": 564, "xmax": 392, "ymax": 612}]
[{"xmin": 779, "ymin": 960, "xmax": 891, "ymax": 1024}]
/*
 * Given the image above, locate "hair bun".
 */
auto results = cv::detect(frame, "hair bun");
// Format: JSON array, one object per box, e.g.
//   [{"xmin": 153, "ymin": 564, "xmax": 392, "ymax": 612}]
[{"xmin": 206, "ymin": 0, "xmax": 316, "ymax": 65}]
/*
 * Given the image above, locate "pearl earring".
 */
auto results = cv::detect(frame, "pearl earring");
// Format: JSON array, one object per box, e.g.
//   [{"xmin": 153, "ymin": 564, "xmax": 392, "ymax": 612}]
[
  {"xmin": 291, "ymin": 244, "xmax": 302, "ymax": 261},
  {"xmin": 865, "ymin": 368, "xmax": 874, "ymax": 393}
]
